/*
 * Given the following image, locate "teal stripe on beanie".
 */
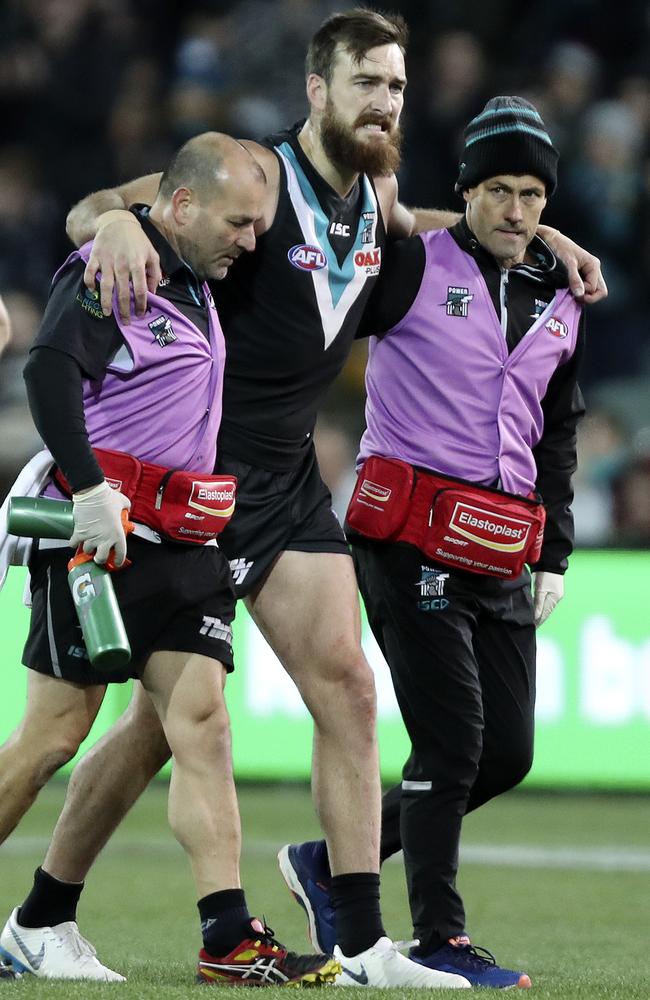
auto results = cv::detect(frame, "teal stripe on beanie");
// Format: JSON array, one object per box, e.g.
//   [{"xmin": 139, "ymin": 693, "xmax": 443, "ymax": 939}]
[
  {"xmin": 465, "ymin": 123, "xmax": 554, "ymax": 147},
  {"xmin": 470, "ymin": 105, "xmax": 545, "ymax": 125},
  {"xmin": 456, "ymin": 96, "xmax": 559, "ymax": 195}
]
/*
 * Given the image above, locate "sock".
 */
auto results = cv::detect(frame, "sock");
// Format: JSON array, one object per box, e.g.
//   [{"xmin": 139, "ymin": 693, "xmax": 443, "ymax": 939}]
[
  {"xmin": 330, "ymin": 872, "xmax": 384, "ymax": 956},
  {"xmin": 411, "ymin": 934, "xmax": 447, "ymax": 957},
  {"xmin": 413, "ymin": 931, "xmax": 466, "ymax": 957},
  {"xmin": 198, "ymin": 888, "xmax": 252, "ymax": 956},
  {"xmin": 18, "ymin": 867, "xmax": 84, "ymax": 928}
]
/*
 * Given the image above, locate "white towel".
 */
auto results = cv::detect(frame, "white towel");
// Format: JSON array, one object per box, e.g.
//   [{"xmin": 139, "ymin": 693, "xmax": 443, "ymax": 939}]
[{"xmin": 0, "ymin": 449, "xmax": 54, "ymax": 592}]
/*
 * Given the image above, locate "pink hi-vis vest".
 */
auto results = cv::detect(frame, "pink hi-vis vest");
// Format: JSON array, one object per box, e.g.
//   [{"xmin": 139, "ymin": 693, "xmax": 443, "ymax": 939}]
[
  {"xmin": 359, "ymin": 229, "xmax": 582, "ymax": 496},
  {"xmin": 52, "ymin": 242, "xmax": 226, "ymax": 475}
]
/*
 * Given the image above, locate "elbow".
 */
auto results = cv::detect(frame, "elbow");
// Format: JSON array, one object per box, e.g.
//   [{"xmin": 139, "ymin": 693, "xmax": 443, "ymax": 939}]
[
  {"xmin": 65, "ymin": 206, "xmax": 83, "ymax": 249},
  {"xmin": 0, "ymin": 302, "xmax": 11, "ymax": 358},
  {"xmin": 23, "ymin": 349, "xmax": 51, "ymax": 403},
  {"xmin": 23, "ymin": 351, "xmax": 40, "ymax": 402}
]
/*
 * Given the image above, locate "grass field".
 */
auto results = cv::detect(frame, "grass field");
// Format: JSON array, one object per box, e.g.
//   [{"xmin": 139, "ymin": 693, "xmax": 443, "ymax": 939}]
[{"xmin": 0, "ymin": 783, "xmax": 648, "ymax": 998}]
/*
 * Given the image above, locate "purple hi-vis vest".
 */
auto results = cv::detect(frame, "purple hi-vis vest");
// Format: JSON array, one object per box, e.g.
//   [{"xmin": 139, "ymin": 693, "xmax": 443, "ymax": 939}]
[
  {"xmin": 359, "ymin": 229, "xmax": 582, "ymax": 497},
  {"xmin": 55, "ymin": 242, "xmax": 225, "ymax": 475}
]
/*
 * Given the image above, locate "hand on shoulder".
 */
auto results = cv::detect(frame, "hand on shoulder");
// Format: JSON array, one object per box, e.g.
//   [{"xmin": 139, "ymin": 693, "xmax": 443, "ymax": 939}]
[{"xmin": 85, "ymin": 211, "xmax": 161, "ymax": 324}]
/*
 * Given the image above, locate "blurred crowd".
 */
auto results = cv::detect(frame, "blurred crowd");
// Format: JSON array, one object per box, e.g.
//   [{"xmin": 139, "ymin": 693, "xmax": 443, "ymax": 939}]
[{"xmin": 0, "ymin": 0, "xmax": 648, "ymax": 545}]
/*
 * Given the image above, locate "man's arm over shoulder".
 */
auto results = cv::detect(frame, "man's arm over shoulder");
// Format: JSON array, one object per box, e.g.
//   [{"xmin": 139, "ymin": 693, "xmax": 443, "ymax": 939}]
[
  {"xmin": 532, "ymin": 313, "xmax": 587, "ymax": 574},
  {"xmin": 356, "ymin": 236, "xmax": 425, "ymax": 339},
  {"xmin": 66, "ymin": 138, "xmax": 281, "ymax": 321},
  {"xmin": 373, "ymin": 173, "xmax": 460, "ymax": 238},
  {"xmin": 66, "ymin": 175, "xmax": 163, "ymax": 322},
  {"xmin": 66, "ymin": 175, "xmax": 161, "ymax": 248},
  {"xmin": 373, "ymin": 174, "xmax": 608, "ymax": 301},
  {"xmin": 538, "ymin": 226, "xmax": 607, "ymax": 305}
]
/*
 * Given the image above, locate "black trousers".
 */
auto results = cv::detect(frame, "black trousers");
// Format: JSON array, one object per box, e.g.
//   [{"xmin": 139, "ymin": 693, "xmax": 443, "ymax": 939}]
[{"xmin": 351, "ymin": 538, "xmax": 536, "ymax": 952}]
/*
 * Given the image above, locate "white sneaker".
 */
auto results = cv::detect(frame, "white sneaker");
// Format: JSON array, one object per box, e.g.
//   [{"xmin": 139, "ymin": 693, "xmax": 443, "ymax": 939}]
[
  {"xmin": 334, "ymin": 936, "xmax": 470, "ymax": 988},
  {"xmin": 0, "ymin": 908, "xmax": 125, "ymax": 981}
]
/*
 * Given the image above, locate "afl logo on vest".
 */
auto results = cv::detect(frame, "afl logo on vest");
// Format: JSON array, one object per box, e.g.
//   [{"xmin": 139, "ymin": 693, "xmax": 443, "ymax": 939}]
[
  {"xmin": 545, "ymin": 316, "xmax": 569, "ymax": 338},
  {"xmin": 288, "ymin": 244, "xmax": 326, "ymax": 271}
]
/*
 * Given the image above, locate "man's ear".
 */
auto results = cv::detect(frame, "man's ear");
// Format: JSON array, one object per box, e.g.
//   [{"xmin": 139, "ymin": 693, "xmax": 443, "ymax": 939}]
[
  {"xmin": 170, "ymin": 187, "xmax": 193, "ymax": 225},
  {"xmin": 306, "ymin": 73, "xmax": 327, "ymax": 113}
]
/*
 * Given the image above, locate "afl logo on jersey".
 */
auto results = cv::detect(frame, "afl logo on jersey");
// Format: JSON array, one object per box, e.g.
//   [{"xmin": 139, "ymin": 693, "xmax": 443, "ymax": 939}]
[
  {"xmin": 288, "ymin": 244, "xmax": 326, "ymax": 271},
  {"xmin": 545, "ymin": 316, "xmax": 569, "ymax": 338}
]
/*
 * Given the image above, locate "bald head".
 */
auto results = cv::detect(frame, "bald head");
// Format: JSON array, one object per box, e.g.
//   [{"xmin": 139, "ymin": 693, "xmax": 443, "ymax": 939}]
[
  {"xmin": 150, "ymin": 131, "xmax": 267, "ymax": 282},
  {"xmin": 157, "ymin": 132, "xmax": 266, "ymax": 203}
]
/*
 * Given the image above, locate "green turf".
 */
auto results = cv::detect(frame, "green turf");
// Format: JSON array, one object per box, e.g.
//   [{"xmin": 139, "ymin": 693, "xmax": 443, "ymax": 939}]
[{"xmin": 1, "ymin": 784, "xmax": 648, "ymax": 997}]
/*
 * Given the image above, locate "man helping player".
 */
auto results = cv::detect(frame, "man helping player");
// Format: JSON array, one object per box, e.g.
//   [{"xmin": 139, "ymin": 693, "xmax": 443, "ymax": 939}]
[
  {"xmin": 0, "ymin": 133, "xmax": 341, "ymax": 986},
  {"xmin": 281, "ymin": 95, "xmax": 589, "ymax": 988},
  {"xmin": 1, "ymin": 7, "xmax": 605, "ymax": 988}
]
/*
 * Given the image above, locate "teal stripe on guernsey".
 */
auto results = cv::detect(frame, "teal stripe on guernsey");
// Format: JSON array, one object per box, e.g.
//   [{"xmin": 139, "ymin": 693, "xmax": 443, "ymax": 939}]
[
  {"xmin": 470, "ymin": 106, "xmax": 544, "ymax": 125},
  {"xmin": 465, "ymin": 123, "xmax": 553, "ymax": 147},
  {"xmin": 278, "ymin": 141, "xmax": 374, "ymax": 309}
]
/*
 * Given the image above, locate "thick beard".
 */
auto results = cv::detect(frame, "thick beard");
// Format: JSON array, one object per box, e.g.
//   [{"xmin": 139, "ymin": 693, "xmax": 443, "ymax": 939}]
[{"xmin": 320, "ymin": 101, "xmax": 401, "ymax": 176}]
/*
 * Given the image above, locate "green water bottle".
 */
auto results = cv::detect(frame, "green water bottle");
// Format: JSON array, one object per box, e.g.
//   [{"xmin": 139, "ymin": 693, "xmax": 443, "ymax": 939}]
[
  {"xmin": 67, "ymin": 551, "xmax": 131, "ymax": 670},
  {"xmin": 7, "ymin": 496, "xmax": 132, "ymax": 671},
  {"xmin": 7, "ymin": 496, "xmax": 74, "ymax": 539}
]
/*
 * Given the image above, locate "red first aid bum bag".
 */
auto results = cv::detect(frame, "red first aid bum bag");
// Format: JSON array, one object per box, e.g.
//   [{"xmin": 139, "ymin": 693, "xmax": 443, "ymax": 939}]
[
  {"xmin": 55, "ymin": 448, "xmax": 236, "ymax": 545},
  {"xmin": 345, "ymin": 455, "xmax": 545, "ymax": 579}
]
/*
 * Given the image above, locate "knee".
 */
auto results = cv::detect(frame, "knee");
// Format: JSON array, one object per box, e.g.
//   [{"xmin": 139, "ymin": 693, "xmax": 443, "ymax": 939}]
[
  {"xmin": 31, "ymin": 748, "xmax": 74, "ymax": 789},
  {"xmin": 165, "ymin": 696, "xmax": 231, "ymax": 762},
  {"xmin": 416, "ymin": 741, "xmax": 483, "ymax": 798},
  {"xmin": 339, "ymin": 653, "xmax": 377, "ymax": 714},
  {"xmin": 307, "ymin": 648, "xmax": 377, "ymax": 731},
  {"xmin": 25, "ymin": 726, "xmax": 88, "ymax": 791},
  {"xmin": 499, "ymin": 724, "xmax": 534, "ymax": 788},
  {"xmin": 478, "ymin": 739, "xmax": 534, "ymax": 800},
  {"xmin": 504, "ymin": 741, "xmax": 534, "ymax": 790}
]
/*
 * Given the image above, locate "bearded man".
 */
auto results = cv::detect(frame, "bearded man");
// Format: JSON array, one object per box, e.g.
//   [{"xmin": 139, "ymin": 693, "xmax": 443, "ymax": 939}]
[{"xmin": 3, "ymin": 7, "xmax": 605, "ymax": 988}]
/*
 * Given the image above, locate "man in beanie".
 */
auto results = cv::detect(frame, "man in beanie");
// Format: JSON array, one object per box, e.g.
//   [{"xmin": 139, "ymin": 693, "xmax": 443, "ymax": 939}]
[
  {"xmin": 284, "ymin": 96, "xmax": 586, "ymax": 987},
  {"xmin": 456, "ymin": 95, "xmax": 559, "ymax": 194}
]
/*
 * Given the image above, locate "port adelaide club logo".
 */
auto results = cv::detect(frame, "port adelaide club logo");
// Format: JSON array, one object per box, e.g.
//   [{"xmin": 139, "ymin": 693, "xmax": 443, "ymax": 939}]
[
  {"xmin": 149, "ymin": 315, "xmax": 178, "ymax": 347},
  {"xmin": 443, "ymin": 286, "xmax": 474, "ymax": 318}
]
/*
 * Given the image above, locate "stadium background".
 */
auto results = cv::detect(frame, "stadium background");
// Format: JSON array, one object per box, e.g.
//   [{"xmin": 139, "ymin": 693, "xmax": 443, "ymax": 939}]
[
  {"xmin": 0, "ymin": 4, "xmax": 648, "ymax": 995},
  {"xmin": 1, "ymin": 0, "xmax": 648, "ymax": 788}
]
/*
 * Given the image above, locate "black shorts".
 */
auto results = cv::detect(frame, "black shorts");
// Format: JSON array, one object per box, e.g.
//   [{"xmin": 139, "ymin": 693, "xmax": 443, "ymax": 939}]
[
  {"xmin": 23, "ymin": 535, "xmax": 236, "ymax": 686},
  {"xmin": 215, "ymin": 445, "xmax": 349, "ymax": 597}
]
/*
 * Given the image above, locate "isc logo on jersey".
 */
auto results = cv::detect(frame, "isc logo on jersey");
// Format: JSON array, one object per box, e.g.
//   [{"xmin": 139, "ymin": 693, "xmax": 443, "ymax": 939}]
[
  {"xmin": 354, "ymin": 247, "xmax": 381, "ymax": 276},
  {"xmin": 288, "ymin": 244, "xmax": 326, "ymax": 271}
]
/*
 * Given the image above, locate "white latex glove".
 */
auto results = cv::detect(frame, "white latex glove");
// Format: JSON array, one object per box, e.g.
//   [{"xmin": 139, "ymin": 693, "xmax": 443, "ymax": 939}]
[
  {"xmin": 70, "ymin": 481, "xmax": 131, "ymax": 566},
  {"xmin": 533, "ymin": 571, "xmax": 564, "ymax": 628}
]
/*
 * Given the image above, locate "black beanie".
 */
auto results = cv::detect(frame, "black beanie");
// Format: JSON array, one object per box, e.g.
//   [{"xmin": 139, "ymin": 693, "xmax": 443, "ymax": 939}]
[{"xmin": 455, "ymin": 96, "xmax": 559, "ymax": 195}]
